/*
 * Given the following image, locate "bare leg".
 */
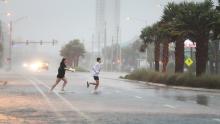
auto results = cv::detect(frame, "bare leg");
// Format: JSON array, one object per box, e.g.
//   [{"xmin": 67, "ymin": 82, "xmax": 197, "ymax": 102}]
[
  {"xmin": 61, "ymin": 78, "xmax": 67, "ymax": 91},
  {"xmin": 94, "ymin": 80, "xmax": 99, "ymax": 90},
  {"xmin": 51, "ymin": 78, "xmax": 61, "ymax": 91},
  {"xmin": 89, "ymin": 82, "xmax": 97, "ymax": 85}
]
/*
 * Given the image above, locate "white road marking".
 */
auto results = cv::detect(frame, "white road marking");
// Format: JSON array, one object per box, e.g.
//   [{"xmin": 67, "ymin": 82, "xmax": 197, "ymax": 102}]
[
  {"xmin": 24, "ymin": 77, "xmax": 67, "ymax": 122},
  {"xmin": 30, "ymin": 77, "xmax": 94, "ymax": 124},
  {"xmin": 213, "ymin": 118, "xmax": 220, "ymax": 122},
  {"xmin": 135, "ymin": 96, "xmax": 143, "ymax": 99},
  {"xmin": 164, "ymin": 104, "xmax": 176, "ymax": 109}
]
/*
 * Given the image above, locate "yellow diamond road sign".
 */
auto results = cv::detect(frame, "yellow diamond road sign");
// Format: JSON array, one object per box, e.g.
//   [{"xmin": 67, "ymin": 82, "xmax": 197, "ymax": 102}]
[{"xmin": 185, "ymin": 58, "xmax": 193, "ymax": 67}]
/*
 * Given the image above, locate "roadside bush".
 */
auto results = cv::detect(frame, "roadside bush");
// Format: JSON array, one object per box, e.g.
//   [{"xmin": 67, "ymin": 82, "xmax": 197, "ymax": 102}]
[
  {"xmin": 74, "ymin": 67, "xmax": 89, "ymax": 72},
  {"xmin": 124, "ymin": 69, "xmax": 220, "ymax": 89}
]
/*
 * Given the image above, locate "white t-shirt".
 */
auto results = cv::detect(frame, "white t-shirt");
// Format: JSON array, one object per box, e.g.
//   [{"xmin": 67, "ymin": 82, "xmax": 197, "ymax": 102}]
[{"xmin": 91, "ymin": 62, "xmax": 101, "ymax": 76}]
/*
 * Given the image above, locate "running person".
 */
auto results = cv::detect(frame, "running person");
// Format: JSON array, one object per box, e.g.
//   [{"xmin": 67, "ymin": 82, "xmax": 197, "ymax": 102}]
[
  {"xmin": 87, "ymin": 57, "xmax": 102, "ymax": 92},
  {"xmin": 50, "ymin": 58, "xmax": 68, "ymax": 92}
]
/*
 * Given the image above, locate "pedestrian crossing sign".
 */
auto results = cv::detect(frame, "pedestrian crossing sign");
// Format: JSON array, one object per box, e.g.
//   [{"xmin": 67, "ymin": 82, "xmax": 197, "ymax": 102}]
[{"xmin": 185, "ymin": 58, "xmax": 193, "ymax": 67}]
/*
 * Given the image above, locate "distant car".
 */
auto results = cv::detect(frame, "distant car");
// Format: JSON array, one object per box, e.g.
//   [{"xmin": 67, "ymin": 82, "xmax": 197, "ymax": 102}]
[
  {"xmin": 23, "ymin": 61, "xmax": 49, "ymax": 72},
  {"xmin": 40, "ymin": 62, "xmax": 49, "ymax": 70}
]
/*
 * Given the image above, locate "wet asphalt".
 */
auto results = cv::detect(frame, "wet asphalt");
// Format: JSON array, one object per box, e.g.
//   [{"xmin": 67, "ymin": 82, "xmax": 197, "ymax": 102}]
[{"xmin": 0, "ymin": 71, "xmax": 220, "ymax": 124}]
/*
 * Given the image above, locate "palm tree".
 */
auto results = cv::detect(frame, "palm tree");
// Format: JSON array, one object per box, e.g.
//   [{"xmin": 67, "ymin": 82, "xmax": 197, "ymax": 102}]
[
  {"xmin": 140, "ymin": 24, "xmax": 161, "ymax": 71},
  {"xmin": 141, "ymin": 22, "xmax": 172, "ymax": 73},
  {"xmin": 162, "ymin": 3, "xmax": 186, "ymax": 73},
  {"xmin": 210, "ymin": 9, "xmax": 220, "ymax": 74},
  {"xmin": 176, "ymin": 0, "xmax": 218, "ymax": 76},
  {"xmin": 158, "ymin": 20, "xmax": 179, "ymax": 73}
]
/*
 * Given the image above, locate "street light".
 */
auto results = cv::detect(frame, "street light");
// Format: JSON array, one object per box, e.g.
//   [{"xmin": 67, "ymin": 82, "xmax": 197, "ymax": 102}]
[
  {"xmin": 6, "ymin": 14, "xmax": 28, "ymax": 71},
  {"xmin": 6, "ymin": 12, "xmax": 11, "ymax": 17},
  {"xmin": 125, "ymin": 17, "xmax": 148, "ymax": 25},
  {"xmin": 125, "ymin": 17, "xmax": 148, "ymax": 69}
]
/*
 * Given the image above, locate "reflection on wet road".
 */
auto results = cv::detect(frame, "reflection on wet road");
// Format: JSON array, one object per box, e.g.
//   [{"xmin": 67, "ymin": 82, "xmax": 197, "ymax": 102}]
[{"xmin": 0, "ymin": 71, "xmax": 220, "ymax": 124}]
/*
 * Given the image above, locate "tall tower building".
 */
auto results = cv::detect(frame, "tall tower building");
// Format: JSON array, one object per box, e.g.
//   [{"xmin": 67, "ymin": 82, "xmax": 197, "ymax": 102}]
[
  {"xmin": 95, "ymin": 0, "xmax": 120, "ymax": 50},
  {"xmin": 95, "ymin": 0, "xmax": 106, "ymax": 56},
  {"xmin": 95, "ymin": 0, "xmax": 121, "ymax": 70}
]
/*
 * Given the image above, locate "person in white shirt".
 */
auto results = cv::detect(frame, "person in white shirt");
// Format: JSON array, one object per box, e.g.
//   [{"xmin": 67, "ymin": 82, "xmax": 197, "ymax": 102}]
[{"xmin": 87, "ymin": 57, "xmax": 102, "ymax": 91}]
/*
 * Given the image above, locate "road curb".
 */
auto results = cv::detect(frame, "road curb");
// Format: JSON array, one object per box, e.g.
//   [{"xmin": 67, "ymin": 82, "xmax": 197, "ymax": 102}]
[{"xmin": 114, "ymin": 78, "xmax": 220, "ymax": 93}]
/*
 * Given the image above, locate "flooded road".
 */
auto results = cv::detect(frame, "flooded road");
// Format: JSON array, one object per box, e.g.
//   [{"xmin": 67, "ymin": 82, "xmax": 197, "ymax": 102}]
[{"xmin": 0, "ymin": 71, "xmax": 220, "ymax": 124}]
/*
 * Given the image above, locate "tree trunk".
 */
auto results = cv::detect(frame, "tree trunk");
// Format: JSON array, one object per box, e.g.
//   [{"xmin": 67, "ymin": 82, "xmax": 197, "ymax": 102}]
[
  {"xmin": 196, "ymin": 36, "xmax": 209, "ymax": 76},
  {"xmin": 68, "ymin": 57, "xmax": 74, "ymax": 67},
  {"xmin": 162, "ymin": 41, "xmax": 169, "ymax": 73},
  {"xmin": 154, "ymin": 42, "xmax": 160, "ymax": 71},
  {"xmin": 209, "ymin": 60, "xmax": 214, "ymax": 74},
  {"xmin": 175, "ymin": 39, "xmax": 184, "ymax": 73},
  {"xmin": 214, "ymin": 41, "xmax": 219, "ymax": 74},
  {"xmin": 149, "ymin": 62, "xmax": 153, "ymax": 69},
  {"xmin": 76, "ymin": 56, "xmax": 79, "ymax": 67},
  {"xmin": 73, "ymin": 56, "xmax": 78, "ymax": 67}
]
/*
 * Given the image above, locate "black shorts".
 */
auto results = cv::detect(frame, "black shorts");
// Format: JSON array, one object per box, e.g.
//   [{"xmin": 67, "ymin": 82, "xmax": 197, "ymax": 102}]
[
  {"xmin": 57, "ymin": 74, "xmax": 65, "ymax": 79},
  {"xmin": 93, "ymin": 76, "xmax": 99, "ymax": 81}
]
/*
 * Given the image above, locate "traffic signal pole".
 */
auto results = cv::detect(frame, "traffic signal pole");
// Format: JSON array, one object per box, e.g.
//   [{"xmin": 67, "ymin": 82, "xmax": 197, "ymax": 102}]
[{"xmin": 7, "ymin": 21, "xmax": 12, "ymax": 71}]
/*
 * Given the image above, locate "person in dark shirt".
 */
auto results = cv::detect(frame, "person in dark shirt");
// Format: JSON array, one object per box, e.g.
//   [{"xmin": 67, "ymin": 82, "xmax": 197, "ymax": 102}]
[{"xmin": 50, "ymin": 58, "xmax": 68, "ymax": 92}]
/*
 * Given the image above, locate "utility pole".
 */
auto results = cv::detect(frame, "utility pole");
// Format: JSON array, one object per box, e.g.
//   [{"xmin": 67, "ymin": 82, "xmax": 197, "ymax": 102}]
[
  {"xmin": 111, "ymin": 36, "xmax": 114, "ymax": 72},
  {"xmin": 6, "ymin": 16, "xmax": 28, "ymax": 71},
  {"xmin": 7, "ymin": 21, "xmax": 12, "ymax": 71},
  {"xmin": 116, "ymin": 25, "xmax": 120, "ymax": 72},
  {"xmin": 116, "ymin": 25, "xmax": 122, "ymax": 72},
  {"xmin": 104, "ymin": 22, "xmax": 107, "ymax": 71},
  {"xmin": 91, "ymin": 34, "xmax": 94, "ymax": 68}
]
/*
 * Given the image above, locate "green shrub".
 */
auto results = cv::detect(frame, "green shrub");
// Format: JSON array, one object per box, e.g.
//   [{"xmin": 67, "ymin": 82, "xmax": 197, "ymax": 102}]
[
  {"xmin": 74, "ymin": 67, "xmax": 89, "ymax": 72},
  {"xmin": 124, "ymin": 69, "xmax": 220, "ymax": 89}
]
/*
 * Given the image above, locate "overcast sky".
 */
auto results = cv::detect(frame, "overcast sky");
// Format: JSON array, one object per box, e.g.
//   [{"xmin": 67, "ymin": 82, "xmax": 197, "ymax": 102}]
[{"xmin": 0, "ymin": 0, "xmax": 218, "ymax": 50}]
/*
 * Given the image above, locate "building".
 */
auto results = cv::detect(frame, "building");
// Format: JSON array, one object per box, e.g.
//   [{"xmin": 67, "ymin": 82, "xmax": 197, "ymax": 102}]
[
  {"xmin": 95, "ymin": 0, "xmax": 121, "ymax": 71},
  {"xmin": 95, "ymin": 0, "xmax": 106, "ymax": 56},
  {"xmin": 95, "ymin": 0, "xmax": 120, "ymax": 52}
]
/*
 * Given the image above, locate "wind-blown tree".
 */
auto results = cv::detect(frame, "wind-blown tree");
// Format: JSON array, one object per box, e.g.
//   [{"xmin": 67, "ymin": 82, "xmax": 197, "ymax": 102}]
[
  {"xmin": 143, "ymin": 21, "xmax": 172, "ymax": 73},
  {"xmin": 156, "ymin": 21, "xmax": 172, "ymax": 73},
  {"xmin": 209, "ymin": 9, "xmax": 220, "ymax": 74},
  {"xmin": 162, "ymin": 2, "xmax": 188, "ymax": 73},
  {"xmin": 140, "ymin": 43, "xmax": 154, "ymax": 69},
  {"xmin": 174, "ymin": 0, "xmax": 218, "ymax": 76},
  {"xmin": 140, "ymin": 0, "xmax": 219, "ymax": 75},
  {"xmin": 60, "ymin": 39, "xmax": 85, "ymax": 67},
  {"xmin": 140, "ymin": 24, "xmax": 161, "ymax": 71}
]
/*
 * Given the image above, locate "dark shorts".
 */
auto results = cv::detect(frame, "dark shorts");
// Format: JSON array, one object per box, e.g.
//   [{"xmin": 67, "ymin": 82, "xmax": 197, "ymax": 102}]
[
  {"xmin": 93, "ymin": 76, "xmax": 99, "ymax": 81},
  {"xmin": 57, "ymin": 74, "xmax": 65, "ymax": 79}
]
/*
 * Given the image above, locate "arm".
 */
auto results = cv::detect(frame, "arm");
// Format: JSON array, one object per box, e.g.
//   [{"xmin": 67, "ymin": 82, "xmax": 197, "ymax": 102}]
[{"xmin": 64, "ymin": 67, "xmax": 75, "ymax": 72}]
